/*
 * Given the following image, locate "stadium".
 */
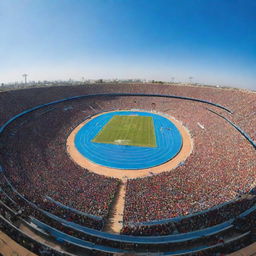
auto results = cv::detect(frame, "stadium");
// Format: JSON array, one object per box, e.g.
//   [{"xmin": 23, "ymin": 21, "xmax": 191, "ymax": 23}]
[{"xmin": 0, "ymin": 83, "xmax": 256, "ymax": 255}]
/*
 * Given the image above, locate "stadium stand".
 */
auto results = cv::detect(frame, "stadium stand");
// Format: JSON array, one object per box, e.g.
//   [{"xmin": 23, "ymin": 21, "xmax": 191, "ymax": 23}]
[{"xmin": 0, "ymin": 83, "xmax": 255, "ymax": 255}]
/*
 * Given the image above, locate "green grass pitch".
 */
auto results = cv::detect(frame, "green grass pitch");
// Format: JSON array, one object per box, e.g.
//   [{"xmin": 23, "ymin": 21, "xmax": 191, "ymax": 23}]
[{"xmin": 92, "ymin": 115, "xmax": 157, "ymax": 147}]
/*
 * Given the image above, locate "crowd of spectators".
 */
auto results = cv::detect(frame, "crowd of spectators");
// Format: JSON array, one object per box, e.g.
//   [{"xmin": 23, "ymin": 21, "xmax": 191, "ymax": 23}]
[
  {"xmin": 0, "ymin": 204, "xmax": 112, "ymax": 256},
  {"xmin": 0, "ymin": 218, "xmax": 69, "ymax": 256},
  {"xmin": 123, "ymin": 98, "xmax": 255, "ymax": 232},
  {"xmin": 121, "ymin": 195, "xmax": 256, "ymax": 235},
  {"xmin": 0, "ymin": 83, "xmax": 255, "ymax": 254},
  {"xmin": 0, "ymin": 186, "xmax": 119, "ymax": 254},
  {"xmin": 1, "ymin": 185, "xmax": 254, "ymax": 255},
  {"xmin": 0, "ymin": 101, "xmax": 120, "ymax": 229},
  {"xmin": 1, "ymin": 185, "xmax": 253, "ymax": 255}
]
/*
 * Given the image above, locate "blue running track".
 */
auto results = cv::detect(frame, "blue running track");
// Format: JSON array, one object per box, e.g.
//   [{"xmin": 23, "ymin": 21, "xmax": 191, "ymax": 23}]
[{"xmin": 75, "ymin": 111, "xmax": 182, "ymax": 169}]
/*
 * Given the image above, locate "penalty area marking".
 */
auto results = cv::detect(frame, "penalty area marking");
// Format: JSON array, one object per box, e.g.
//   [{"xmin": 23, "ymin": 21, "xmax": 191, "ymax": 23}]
[{"xmin": 66, "ymin": 110, "xmax": 193, "ymax": 180}]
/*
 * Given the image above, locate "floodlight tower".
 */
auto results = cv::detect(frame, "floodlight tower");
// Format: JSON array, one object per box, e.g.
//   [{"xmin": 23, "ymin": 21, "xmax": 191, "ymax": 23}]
[
  {"xmin": 22, "ymin": 74, "xmax": 28, "ymax": 84},
  {"xmin": 188, "ymin": 76, "xmax": 193, "ymax": 84}
]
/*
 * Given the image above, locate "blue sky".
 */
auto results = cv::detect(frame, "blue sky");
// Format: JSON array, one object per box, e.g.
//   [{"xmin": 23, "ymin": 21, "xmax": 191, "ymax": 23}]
[{"xmin": 0, "ymin": 0, "xmax": 255, "ymax": 90}]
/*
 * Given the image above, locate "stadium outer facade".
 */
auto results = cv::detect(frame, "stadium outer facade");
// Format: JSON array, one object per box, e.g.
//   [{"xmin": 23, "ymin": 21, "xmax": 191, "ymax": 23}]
[{"xmin": 0, "ymin": 83, "xmax": 255, "ymax": 255}]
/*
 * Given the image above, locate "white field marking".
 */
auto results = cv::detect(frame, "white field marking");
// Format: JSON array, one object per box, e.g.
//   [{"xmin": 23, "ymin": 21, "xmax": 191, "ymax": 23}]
[
  {"xmin": 114, "ymin": 139, "xmax": 131, "ymax": 144},
  {"xmin": 197, "ymin": 122, "xmax": 205, "ymax": 129}
]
